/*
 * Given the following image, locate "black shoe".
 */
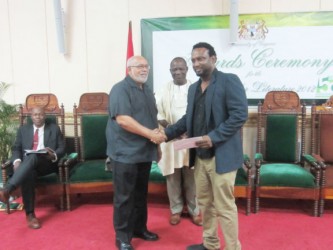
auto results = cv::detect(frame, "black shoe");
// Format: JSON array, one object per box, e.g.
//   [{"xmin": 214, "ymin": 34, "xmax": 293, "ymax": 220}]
[
  {"xmin": 186, "ymin": 243, "xmax": 208, "ymax": 250},
  {"xmin": 133, "ymin": 230, "xmax": 159, "ymax": 241},
  {"xmin": 115, "ymin": 239, "xmax": 134, "ymax": 250},
  {"xmin": 26, "ymin": 213, "xmax": 41, "ymax": 229}
]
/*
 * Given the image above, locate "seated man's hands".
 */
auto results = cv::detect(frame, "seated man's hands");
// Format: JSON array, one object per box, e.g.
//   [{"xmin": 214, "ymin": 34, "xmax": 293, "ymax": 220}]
[
  {"xmin": 13, "ymin": 161, "xmax": 21, "ymax": 171},
  {"xmin": 45, "ymin": 147, "xmax": 56, "ymax": 161}
]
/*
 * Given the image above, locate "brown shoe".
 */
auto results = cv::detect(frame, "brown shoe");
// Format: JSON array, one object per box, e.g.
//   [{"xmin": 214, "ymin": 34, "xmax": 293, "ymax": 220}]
[
  {"xmin": 169, "ymin": 213, "xmax": 181, "ymax": 225},
  {"xmin": 26, "ymin": 213, "xmax": 41, "ymax": 229},
  {"xmin": 0, "ymin": 188, "xmax": 10, "ymax": 203},
  {"xmin": 191, "ymin": 214, "xmax": 202, "ymax": 226}
]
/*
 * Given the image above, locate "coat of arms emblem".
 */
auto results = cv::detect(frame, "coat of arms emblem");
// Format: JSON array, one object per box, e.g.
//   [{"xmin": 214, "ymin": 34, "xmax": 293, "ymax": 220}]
[{"xmin": 273, "ymin": 92, "xmax": 290, "ymax": 107}]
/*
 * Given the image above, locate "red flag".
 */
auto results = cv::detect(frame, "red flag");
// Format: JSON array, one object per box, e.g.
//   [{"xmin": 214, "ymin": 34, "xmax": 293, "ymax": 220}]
[{"xmin": 126, "ymin": 21, "xmax": 134, "ymax": 75}]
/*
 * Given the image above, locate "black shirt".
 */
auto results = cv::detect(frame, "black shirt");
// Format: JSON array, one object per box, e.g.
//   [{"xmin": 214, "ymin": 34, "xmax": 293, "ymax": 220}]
[
  {"xmin": 193, "ymin": 83, "xmax": 214, "ymax": 159},
  {"xmin": 107, "ymin": 76, "xmax": 159, "ymax": 163}
]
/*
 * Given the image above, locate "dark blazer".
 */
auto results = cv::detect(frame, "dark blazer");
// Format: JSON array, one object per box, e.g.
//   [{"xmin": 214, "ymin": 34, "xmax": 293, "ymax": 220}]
[
  {"xmin": 165, "ymin": 69, "xmax": 248, "ymax": 174},
  {"xmin": 11, "ymin": 122, "xmax": 65, "ymax": 163}
]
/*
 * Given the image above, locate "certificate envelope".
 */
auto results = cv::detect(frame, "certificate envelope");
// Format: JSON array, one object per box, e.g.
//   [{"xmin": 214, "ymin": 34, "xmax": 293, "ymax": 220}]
[{"xmin": 173, "ymin": 136, "xmax": 203, "ymax": 150}]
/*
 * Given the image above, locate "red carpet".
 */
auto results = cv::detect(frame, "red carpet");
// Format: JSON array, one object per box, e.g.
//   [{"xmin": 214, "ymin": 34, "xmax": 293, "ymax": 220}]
[{"xmin": 1, "ymin": 194, "xmax": 333, "ymax": 250}]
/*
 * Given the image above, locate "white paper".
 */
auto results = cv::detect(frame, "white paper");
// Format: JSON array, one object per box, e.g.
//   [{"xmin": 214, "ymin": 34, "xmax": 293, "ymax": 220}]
[
  {"xmin": 24, "ymin": 149, "xmax": 48, "ymax": 155},
  {"xmin": 173, "ymin": 136, "xmax": 203, "ymax": 150}
]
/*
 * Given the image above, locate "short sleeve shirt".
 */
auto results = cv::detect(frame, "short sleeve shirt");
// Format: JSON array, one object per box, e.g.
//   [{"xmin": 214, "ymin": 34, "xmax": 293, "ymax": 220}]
[{"xmin": 106, "ymin": 76, "xmax": 159, "ymax": 163}]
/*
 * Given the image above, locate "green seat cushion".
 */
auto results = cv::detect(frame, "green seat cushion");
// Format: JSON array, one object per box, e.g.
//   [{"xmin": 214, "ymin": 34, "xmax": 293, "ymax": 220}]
[
  {"xmin": 69, "ymin": 161, "xmax": 165, "ymax": 184},
  {"xmin": 69, "ymin": 160, "xmax": 113, "ymax": 183},
  {"xmin": 81, "ymin": 115, "xmax": 108, "ymax": 160},
  {"xmin": 235, "ymin": 167, "xmax": 248, "ymax": 186},
  {"xmin": 150, "ymin": 162, "xmax": 166, "ymax": 183},
  {"xmin": 37, "ymin": 172, "xmax": 60, "ymax": 184},
  {"xmin": 259, "ymin": 163, "xmax": 315, "ymax": 187}
]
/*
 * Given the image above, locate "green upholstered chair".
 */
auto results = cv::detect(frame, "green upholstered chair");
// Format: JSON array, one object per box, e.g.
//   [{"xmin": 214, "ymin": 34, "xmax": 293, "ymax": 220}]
[
  {"xmin": 254, "ymin": 91, "xmax": 321, "ymax": 216},
  {"xmin": 234, "ymin": 153, "xmax": 252, "ymax": 215},
  {"xmin": 64, "ymin": 92, "xmax": 167, "ymax": 210},
  {"xmin": 303, "ymin": 96, "xmax": 333, "ymax": 216},
  {"xmin": 234, "ymin": 128, "xmax": 252, "ymax": 215},
  {"xmin": 148, "ymin": 162, "xmax": 167, "ymax": 196},
  {"xmin": 1, "ymin": 93, "xmax": 66, "ymax": 213},
  {"xmin": 64, "ymin": 92, "xmax": 112, "ymax": 210}
]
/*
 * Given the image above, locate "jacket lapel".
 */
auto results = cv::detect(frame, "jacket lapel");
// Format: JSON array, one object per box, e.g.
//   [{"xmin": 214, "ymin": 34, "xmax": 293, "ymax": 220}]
[
  {"xmin": 43, "ymin": 124, "xmax": 51, "ymax": 146},
  {"xmin": 27, "ymin": 125, "xmax": 34, "ymax": 149},
  {"xmin": 187, "ymin": 83, "xmax": 197, "ymax": 136}
]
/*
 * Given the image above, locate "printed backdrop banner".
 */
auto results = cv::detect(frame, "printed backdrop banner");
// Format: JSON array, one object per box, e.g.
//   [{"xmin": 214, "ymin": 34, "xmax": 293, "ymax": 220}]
[{"xmin": 141, "ymin": 12, "xmax": 333, "ymax": 104}]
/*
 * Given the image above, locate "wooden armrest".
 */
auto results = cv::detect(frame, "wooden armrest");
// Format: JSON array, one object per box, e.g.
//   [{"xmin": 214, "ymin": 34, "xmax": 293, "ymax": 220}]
[
  {"xmin": 303, "ymin": 154, "xmax": 321, "ymax": 171},
  {"xmin": 56, "ymin": 153, "xmax": 78, "ymax": 168},
  {"xmin": 64, "ymin": 153, "xmax": 78, "ymax": 167},
  {"xmin": 254, "ymin": 153, "xmax": 263, "ymax": 168},
  {"xmin": 312, "ymin": 154, "xmax": 327, "ymax": 170},
  {"xmin": 254, "ymin": 153, "xmax": 263, "ymax": 161},
  {"xmin": 243, "ymin": 154, "xmax": 251, "ymax": 170},
  {"xmin": 312, "ymin": 154, "xmax": 324, "ymax": 162},
  {"xmin": 1, "ymin": 160, "xmax": 12, "ymax": 169},
  {"xmin": 57, "ymin": 157, "xmax": 67, "ymax": 167},
  {"xmin": 303, "ymin": 154, "xmax": 317, "ymax": 164}
]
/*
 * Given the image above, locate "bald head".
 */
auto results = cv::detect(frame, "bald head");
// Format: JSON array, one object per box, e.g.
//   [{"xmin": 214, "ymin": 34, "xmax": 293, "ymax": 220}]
[
  {"xmin": 170, "ymin": 57, "xmax": 188, "ymax": 85},
  {"xmin": 127, "ymin": 56, "xmax": 146, "ymax": 67},
  {"xmin": 31, "ymin": 107, "xmax": 46, "ymax": 128},
  {"xmin": 126, "ymin": 56, "xmax": 150, "ymax": 85}
]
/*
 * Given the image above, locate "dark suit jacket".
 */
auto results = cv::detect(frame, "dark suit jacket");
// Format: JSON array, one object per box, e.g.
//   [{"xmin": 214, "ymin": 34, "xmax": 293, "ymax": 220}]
[
  {"xmin": 165, "ymin": 69, "xmax": 248, "ymax": 174},
  {"xmin": 11, "ymin": 122, "xmax": 65, "ymax": 163}
]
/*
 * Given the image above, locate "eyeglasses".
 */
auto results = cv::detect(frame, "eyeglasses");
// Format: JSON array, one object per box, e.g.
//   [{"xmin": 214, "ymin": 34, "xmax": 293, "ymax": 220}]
[{"xmin": 129, "ymin": 65, "xmax": 150, "ymax": 70}]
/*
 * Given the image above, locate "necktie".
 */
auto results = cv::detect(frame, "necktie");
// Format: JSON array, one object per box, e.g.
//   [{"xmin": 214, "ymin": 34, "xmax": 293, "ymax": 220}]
[{"xmin": 32, "ymin": 128, "xmax": 39, "ymax": 150}]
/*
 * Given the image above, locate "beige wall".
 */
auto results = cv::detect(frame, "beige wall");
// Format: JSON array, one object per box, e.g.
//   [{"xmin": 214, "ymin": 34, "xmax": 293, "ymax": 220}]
[
  {"xmin": 1, "ymin": 0, "xmax": 333, "ymax": 108},
  {"xmin": 1, "ymin": 0, "xmax": 333, "ymax": 157}
]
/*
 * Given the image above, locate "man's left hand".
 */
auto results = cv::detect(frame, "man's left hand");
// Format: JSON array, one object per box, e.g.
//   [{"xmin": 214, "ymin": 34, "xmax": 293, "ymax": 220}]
[
  {"xmin": 45, "ymin": 147, "xmax": 56, "ymax": 161},
  {"xmin": 195, "ymin": 135, "xmax": 213, "ymax": 148}
]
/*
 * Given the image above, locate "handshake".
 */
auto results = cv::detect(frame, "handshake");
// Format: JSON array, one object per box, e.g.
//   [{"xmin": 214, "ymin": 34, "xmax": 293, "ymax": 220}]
[{"xmin": 150, "ymin": 128, "xmax": 167, "ymax": 144}]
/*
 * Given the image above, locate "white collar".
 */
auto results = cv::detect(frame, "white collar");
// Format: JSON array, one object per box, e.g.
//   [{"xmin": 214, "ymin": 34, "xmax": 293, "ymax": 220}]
[{"xmin": 33, "ymin": 124, "xmax": 45, "ymax": 131}]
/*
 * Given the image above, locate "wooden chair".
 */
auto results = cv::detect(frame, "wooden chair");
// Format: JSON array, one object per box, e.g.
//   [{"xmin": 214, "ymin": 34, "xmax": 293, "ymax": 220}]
[
  {"xmin": 254, "ymin": 91, "xmax": 321, "ymax": 216},
  {"xmin": 64, "ymin": 92, "xmax": 167, "ymax": 210},
  {"xmin": 303, "ymin": 95, "xmax": 333, "ymax": 216},
  {"xmin": 234, "ymin": 129, "xmax": 252, "ymax": 215},
  {"xmin": 64, "ymin": 92, "xmax": 112, "ymax": 210},
  {"xmin": 1, "ymin": 93, "xmax": 66, "ymax": 213}
]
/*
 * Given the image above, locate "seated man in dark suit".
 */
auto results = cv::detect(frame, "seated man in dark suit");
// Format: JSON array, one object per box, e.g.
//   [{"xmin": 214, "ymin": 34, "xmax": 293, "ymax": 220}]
[{"xmin": 0, "ymin": 106, "xmax": 65, "ymax": 229}]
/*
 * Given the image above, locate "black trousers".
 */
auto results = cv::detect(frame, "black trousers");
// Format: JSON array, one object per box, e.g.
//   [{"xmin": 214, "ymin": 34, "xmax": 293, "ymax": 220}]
[
  {"xmin": 112, "ymin": 160, "xmax": 151, "ymax": 243},
  {"xmin": 7, "ymin": 154, "xmax": 58, "ymax": 215}
]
